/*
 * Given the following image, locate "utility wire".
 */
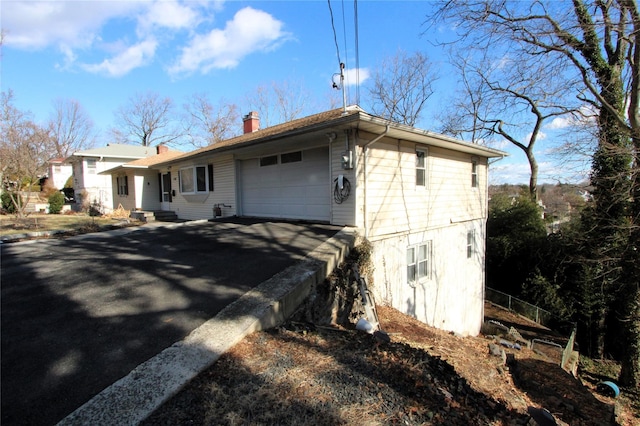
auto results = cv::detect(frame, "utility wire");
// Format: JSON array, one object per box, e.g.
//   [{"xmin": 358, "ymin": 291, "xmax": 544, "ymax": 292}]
[
  {"xmin": 340, "ymin": 0, "xmax": 350, "ymax": 105},
  {"xmin": 327, "ymin": 0, "xmax": 341, "ymax": 68},
  {"xmin": 354, "ymin": 0, "xmax": 360, "ymax": 105}
]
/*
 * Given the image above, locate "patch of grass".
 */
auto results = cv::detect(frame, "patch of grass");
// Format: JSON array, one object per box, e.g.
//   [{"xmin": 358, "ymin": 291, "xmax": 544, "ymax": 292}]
[{"xmin": 0, "ymin": 213, "xmax": 132, "ymax": 237}]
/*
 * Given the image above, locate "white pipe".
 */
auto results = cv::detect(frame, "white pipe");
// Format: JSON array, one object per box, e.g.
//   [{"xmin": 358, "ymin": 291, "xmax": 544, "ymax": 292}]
[{"xmin": 363, "ymin": 125, "xmax": 390, "ymax": 238}]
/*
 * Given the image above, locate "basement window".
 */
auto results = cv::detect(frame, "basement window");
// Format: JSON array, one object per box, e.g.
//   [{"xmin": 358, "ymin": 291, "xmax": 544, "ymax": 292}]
[
  {"xmin": 467, "ymin": 230, "xmax": 475, "ymax": 259},
  {"xmin": 407, "ymin": 241, "xmax": 432, "ymax": 286}
]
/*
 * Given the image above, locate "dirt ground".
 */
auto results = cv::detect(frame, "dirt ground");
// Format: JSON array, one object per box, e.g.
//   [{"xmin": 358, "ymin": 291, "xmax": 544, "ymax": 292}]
[{"xmin": 143, "ymin": 303, "xmax": 638, "ymax": 426}]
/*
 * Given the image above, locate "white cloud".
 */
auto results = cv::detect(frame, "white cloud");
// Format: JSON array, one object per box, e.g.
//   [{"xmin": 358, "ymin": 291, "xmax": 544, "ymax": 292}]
[
  {"xmin": 82, "ymin": 39, "xmax": 158, "ymax": 77},
  {"xmin": 2, "ymin": 1, "xmax": 139, "ymax": 50},
  {"xmin": 343, "ymin": 68, "xmax": 370, "ymax": 87},
  {"xmin": 169, "ymin": 7, "xmax": 289, "ymax": 75},
  {"xmin": 137, "ymin": 0, "xmax": 200, "ymax": 36}
]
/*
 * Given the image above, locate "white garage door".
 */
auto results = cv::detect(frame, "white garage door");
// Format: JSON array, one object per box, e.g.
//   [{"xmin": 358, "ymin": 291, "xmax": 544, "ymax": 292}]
[{"xmin": 241, "ymin": 147, "xmax": 330, "ymax": 221}]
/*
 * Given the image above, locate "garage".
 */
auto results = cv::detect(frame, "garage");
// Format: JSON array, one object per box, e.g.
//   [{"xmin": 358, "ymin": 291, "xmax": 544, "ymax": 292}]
[{"xmin": 240, "ymin": 146, "xmax": 330, "ymax": 221}]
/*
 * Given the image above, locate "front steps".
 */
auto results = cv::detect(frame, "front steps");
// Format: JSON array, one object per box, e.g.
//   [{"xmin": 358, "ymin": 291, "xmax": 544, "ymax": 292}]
[{"xmin": 130, "ymin": 210, "xmax": 179, "ymax": 223}]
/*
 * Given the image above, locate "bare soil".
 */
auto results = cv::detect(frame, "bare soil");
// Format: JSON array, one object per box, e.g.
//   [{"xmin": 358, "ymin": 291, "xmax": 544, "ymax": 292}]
[{"xmin": 143, "ymin": 303, "xmax": 638, "ymax": 426}]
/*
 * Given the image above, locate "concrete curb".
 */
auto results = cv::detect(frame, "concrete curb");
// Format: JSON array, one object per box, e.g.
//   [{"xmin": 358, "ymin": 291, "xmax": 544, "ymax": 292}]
[{"xmin": 57, "ymin": 227, "xmax": 356, "ymax": 426}]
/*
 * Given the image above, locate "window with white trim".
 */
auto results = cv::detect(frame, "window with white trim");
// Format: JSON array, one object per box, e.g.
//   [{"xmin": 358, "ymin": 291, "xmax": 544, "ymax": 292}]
[
  {"xmin": 179, "ymin": 165, "xmax": 209, "ymax": 193},
  {"xmin": 407, "ymin": 241, "xmax": 432, "ymax": 285},
  {"xmin": 116, "ymin": 176, "xmax": 128, "ymax": 196},
  {"xmin": 86, "ymin": 159, "xmax": 96, "ymax": 175},
  {"xmin": 416, "ymin": 149, "xmax": 427, "ymax": 187},
  {"xmin": 471, "ymin": 158, "xmax": 478, "ymax": 188},
  {"xmin": 467, "ymin": 230, "xmax": 475, "ymax": 258}
]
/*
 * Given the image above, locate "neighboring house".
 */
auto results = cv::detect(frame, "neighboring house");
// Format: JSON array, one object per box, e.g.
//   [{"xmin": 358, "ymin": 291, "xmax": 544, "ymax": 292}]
[
  {"xmin": 65, "ymin": 144, "xmax": 157, "ymax": 213},
  {"xmin": 106, "ymin": 106, "xmax": 506, "ymax": 336},
  {"xmin": 100, "ymin": 145, "xmax": 183, "ymax": 212},
  {"xmin": 46, "ymin": 158, "xmax": 73, "ymax": 190}
]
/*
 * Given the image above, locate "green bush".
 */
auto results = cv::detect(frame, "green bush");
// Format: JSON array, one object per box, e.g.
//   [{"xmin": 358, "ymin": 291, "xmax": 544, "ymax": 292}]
[
  {"xmin": 1, "ymin": 191, "xmax": 22, "ymax": 214},
  {"xmin": 48, "ymin": 191, "xmax": 65, "ymax": 214}
]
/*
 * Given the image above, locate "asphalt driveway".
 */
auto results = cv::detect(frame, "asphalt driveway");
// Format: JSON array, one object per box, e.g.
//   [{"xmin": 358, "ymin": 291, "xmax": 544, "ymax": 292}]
[{"xmin": 1, "ymin": 218, "xmax": 342, "ymax": 426}]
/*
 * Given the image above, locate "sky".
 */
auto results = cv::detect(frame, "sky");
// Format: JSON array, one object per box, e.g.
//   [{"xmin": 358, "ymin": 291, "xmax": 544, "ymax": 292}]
[{"xmin": 1, "ymin": 0, "xmax": 591, "ymax": 185}]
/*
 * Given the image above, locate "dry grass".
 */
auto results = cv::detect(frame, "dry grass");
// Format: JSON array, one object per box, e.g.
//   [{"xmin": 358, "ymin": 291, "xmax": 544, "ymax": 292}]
[
  {"xmin": 0, "ymin": 213, "xmax": 138, "ymax": 237},
  {"xmin": 144, "ymin": 304, "xmax": 638, "ymax": 426}
]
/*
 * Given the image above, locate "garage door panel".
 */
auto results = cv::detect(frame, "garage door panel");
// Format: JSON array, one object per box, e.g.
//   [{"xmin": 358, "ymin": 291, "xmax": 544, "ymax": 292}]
[{"xmin": 241, "ymin": 147, "xmax": 330, "ymax": 221}]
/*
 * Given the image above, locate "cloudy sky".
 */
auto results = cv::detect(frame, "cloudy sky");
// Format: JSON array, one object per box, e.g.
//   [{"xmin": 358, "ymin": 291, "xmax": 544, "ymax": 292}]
[{"xmin": 1, "ymin": 0, "xmax": 589, "ymax": 184}]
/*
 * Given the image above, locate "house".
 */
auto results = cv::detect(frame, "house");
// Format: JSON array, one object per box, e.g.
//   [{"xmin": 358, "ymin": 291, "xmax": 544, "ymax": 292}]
[
  {"xmin": 65, "ymin": 144, "xmax": 158, "ymax": 213},
  {"xmin": 46, "ymin": 158, "xmax": 73, "ymax": 190},
  {"xmin": 108, "ymin": 106, "xmax": 506, "ymax": 336},
  {"xmin": 99, "ymin": 145, "xmax": 183, "ymax": 214}
]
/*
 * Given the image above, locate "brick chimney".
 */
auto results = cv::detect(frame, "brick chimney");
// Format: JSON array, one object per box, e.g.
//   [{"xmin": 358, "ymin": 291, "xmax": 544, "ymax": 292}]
[
  {"xmin": 243, "ymin": 111, "xmax": 259, "ymax": 134},
  {"xmin": 157, "ymin": 144, "xmax": 168, "ymax": 154}
]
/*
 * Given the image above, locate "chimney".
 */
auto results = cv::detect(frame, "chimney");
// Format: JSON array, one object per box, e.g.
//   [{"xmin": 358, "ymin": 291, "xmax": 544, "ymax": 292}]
[
  {"xmin": 243, "ymin": 111, "xmax": 260, "ymax": 134},
  {"xmin": 157, "ymin": 144, "xmax": 168, "ymax": 154}
]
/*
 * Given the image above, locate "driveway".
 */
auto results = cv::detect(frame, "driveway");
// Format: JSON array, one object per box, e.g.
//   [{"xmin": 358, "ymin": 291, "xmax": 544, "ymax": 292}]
[{"xmin": 1, "ymin": 218, "xmax": 342, "ymax": 426}]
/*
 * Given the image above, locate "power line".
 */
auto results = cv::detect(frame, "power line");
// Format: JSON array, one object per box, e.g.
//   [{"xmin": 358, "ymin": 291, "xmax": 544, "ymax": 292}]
[
  {"xmin": 354, "ymin": 0, "xmax": 360, "ymax": 105},
  {"xmin": 341, "ymin": 0, "xmax": 350, "ymax": 105},
  {"xmin": 327, "ymin": 0, "xmax": 341, "ymax": 68}
]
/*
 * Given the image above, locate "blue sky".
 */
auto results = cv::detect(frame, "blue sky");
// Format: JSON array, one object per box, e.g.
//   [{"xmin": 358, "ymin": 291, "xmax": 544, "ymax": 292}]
[{"xmin": 1, "ymin": 0, "xmax": 590, "ymax": 185}]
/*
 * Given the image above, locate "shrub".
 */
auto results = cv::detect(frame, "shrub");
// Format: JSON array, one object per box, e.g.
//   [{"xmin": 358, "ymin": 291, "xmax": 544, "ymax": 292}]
[
  {"xmin": 1, "ymin": 191, "xmax": 22, "ymax": 214},
  {"xmin": 48, "ymin": 191, "xmax": 65, "ymax": 214}
]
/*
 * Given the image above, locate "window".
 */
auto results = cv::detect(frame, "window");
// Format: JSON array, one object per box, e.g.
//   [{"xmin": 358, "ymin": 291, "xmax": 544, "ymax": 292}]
[
  {"xmin": 117, "ymin": 176, "xmax": 128, "ymax": 196},
  {"xmin": 467, "ymin": 230, "xmax": 475, "ymax": 258},
  {"xmin": 179, "ymin": 166, "xmax": 209, "ymax": 194},
  {"xmin": 281, "ymin": 151, "xmax": 302, "ymax": 164},
  {"xmin": 416, "ymin": 149, "xmax": 426, "ymax": 187},
  {"xmin": 86, "ymin": 159, "xmax": 96, "ymax": 175},
  {"xmin": 260, "ymin": 155, "xmax": 278, "ymax": 167},
  {"xmin": 471, "ymin": 158, "xmax": 478, "ymax": 188},
  {"xmin": 407, "ymin": 241, "xmax": 432, "ymax": 285}
]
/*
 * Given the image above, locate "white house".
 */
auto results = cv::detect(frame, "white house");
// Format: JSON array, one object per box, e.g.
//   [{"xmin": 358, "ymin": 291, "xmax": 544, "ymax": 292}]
[
  {"xmin": 46, "ymin": 158, "xmax": 73, "ymax": 190},
  {"xmin": 108, "ymin": 106, "xmax": 506, "ymax": 336},
  {"xmin": 65, "ymin": 144, "xmax": 157, "ymax": 213},
  {"xmin": 100, "ymin": 145, "xmax": 183, "ymax": 213}
]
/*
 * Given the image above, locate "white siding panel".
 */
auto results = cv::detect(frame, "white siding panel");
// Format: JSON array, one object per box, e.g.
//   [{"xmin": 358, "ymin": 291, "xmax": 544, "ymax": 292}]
[
  {"xmin": 368, "ymin": 219, "xmax": 486, "ymax": 336},
  {"xmin": 330, "ymin": 140, "xmax": 358, "ymax": 226},
  {"xmin": 362, "ymin": 142, "xmax": 488, "ymax": 238},
  {"xmin": 171, "ymin": 154, "xmax": 237, "ymax": 221}
]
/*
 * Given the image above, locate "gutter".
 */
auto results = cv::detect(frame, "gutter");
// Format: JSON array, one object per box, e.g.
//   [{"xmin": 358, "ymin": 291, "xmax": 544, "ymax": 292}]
[{"xmin": 363, "ymin": 125, "xmax": 390, "ymax": 239}]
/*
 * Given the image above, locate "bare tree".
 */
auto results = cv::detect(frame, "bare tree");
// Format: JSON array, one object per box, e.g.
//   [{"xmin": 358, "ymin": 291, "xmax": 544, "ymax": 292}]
[
  {"xmin": 182, "ymin": 93, "xmax": 240, "ymax": 148},
  {"xmin": 429, "ymin": 0, "xmax": 640, "ymax": 387},
  {"xmin": 49, "ymin": 98, "xmax": 95, "ymax": 158},
  {"xmin": 1, "ymin": 91, "xmax": 54, "ymax": 217},
  {"xmin": 245, "ymin": 80, "xmax": 310, "ymax": 128},
  {"xmin": 112, "ymin": 91, "xmax": 179, "ymax": 147},
  {"xmin": 440, "ymin": 51, "xmax": 584, "ymax": 201},
  {"xmin": 367, "ymin": 50, "xmax": 437, "ymax": 126}
]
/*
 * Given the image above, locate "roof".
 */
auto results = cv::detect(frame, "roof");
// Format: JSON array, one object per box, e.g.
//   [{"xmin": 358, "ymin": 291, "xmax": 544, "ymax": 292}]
[
  {"xmin": 68, "ymin": 144, "xmax": 157, "ymax": 161},
  {"xmin": 157, "ymin": 106, "xmax": 506, "ymax": 166},
  {"xmin": 99, "ymin": 149, "xmax": 184, "ymax": 175}
]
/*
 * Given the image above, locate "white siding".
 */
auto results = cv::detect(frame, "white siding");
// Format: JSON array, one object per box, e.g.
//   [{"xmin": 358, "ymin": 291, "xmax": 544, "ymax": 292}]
[
  {"xmin": 368, "ymin": 219, "xmax": 486, "ymax": 336},
  {"xmin": 170, "ymin": 154, "xmax": 237, "ymax": 221},
  {"xmin": 360, "ymin": 141, "xmax": 487, "ymax": 238},
  {"xmin": 330, "ymin": 139, "xmax": 358, "ymax": 226}
]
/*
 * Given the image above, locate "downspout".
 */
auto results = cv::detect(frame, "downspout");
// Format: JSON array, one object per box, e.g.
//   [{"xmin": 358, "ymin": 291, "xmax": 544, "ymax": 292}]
[{"xmin": 363, "ymin": 125, "xmax": 390, "ymax": 238}]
